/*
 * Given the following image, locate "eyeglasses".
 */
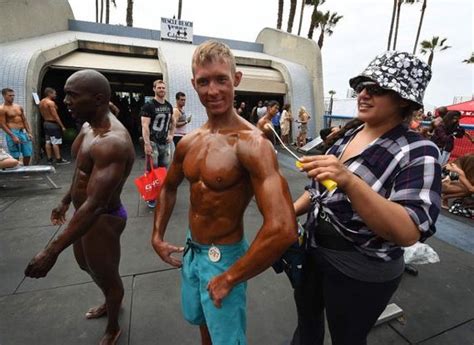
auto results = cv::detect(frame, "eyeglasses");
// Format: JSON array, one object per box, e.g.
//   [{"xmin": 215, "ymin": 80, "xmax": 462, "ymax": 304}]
[{"xmin": 354, "ymin": 82, "xmax": 390, "ymax": 96}]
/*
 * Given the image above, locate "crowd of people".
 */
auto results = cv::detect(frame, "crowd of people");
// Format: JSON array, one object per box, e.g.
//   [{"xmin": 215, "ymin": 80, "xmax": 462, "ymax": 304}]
[
  {"xmin": 234, "ymin": 99, "xmax": 313, "ymax": 148},
  {"xmin": 0, "ymin": 40, "xmax": 470, "ymax": 345}
]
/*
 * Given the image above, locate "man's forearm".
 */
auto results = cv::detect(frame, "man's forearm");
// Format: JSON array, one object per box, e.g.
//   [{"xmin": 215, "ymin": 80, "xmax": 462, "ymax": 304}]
[
  {"xmin": 61, "ymin": 190, "xmax": 72, "ymax": 205},
  {"xmin": 47, "ymin": 200, "xmax": 103, "ymax": 254},
  {"xmin": 153, "ymin": 186, "xmax": 178, "ymax": 242},
  {"xmin": 142, "ymin": 127, "xmax": 151, "ymax": 145},
  {"xmin": 225, "ymin": 219, "xmax": 297, "ymax": 287}
]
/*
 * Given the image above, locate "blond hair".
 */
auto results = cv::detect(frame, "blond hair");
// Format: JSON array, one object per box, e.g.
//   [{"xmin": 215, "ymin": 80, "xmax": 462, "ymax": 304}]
[
  {"xmin": 192, "ymin": 40, "xmax": 236, "ymax": 74},
  {"xmin": 153, "ymin": 79, "xmax": 165, "ymax": 88},
  {"xmin": 298, "ymin": 106, "xmax": 307, "ymax": 116}
]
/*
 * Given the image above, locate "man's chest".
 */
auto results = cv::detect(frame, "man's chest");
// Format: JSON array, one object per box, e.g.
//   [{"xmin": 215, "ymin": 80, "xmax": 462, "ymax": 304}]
[{"xmin": 183, "ymin": 138, "xmax": 244, "ymax": 190}]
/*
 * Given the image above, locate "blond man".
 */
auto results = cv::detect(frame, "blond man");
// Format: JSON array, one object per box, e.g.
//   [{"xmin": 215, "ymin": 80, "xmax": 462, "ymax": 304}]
[{"xmin": 151, "ymin": 41, "xmax": 297, "ymax": 345}]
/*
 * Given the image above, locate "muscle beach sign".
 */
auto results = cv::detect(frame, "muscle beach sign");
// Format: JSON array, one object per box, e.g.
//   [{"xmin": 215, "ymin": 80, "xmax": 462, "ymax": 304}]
[{"xmin": 160, "ymin": 17, "xmax": 193, "ymax": 44}]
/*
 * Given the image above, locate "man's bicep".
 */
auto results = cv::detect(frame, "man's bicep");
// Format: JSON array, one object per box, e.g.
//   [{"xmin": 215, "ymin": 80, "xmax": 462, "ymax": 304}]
[{"xmin": 86, "ymin": 159, "xmax": 127, "ymax": 205}]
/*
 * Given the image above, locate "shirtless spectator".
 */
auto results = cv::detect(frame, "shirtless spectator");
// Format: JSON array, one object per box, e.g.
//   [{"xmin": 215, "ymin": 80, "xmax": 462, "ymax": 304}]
[
  {"xmin": 39, "ymin": 87, "xmax": 69, "ymax": 165},
  {"xmin": 0, "ymin": 88, "xmax": 33, "ymax": 165},
  {"xmin": 256, "ymin": 100, "xmax": 280, "ymax": 145},
  {"xmin": 25, "ymin": 70, "xmax": 135, "ymax": 345},
  {"xmin": 151, "ymin": 40, "xmax": 297, "ymax": 345}
]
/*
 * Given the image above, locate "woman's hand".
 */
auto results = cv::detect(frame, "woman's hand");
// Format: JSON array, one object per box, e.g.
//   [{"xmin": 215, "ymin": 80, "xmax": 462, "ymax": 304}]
[{"xmin": 298, "ymin": 155, "xmax": 355, "ymax": 190}]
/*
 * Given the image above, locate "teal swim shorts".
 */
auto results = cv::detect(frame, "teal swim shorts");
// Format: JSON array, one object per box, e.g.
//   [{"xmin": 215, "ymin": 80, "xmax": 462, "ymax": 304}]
[{"xmin": 181, "ymin": 233, "xmax": 249, "ymax": 345}]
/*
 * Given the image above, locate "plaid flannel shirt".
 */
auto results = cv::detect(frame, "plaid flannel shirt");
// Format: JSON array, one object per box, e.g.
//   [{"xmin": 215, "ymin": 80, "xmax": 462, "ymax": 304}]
[{"xmin": 306, "ymin": 123, "xmax": 442, "ymax": 261}]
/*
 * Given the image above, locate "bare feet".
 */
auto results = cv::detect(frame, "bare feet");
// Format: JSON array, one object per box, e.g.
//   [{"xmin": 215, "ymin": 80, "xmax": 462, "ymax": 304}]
[
  {"xmin": 99, "ymin": 329, "xmax": 121, "ymax": 345},
  {"xmin": 441, "ymin": 199, "xmax": 449, "ymax": 210},
  {"xmin": 85, "ymin": 304, "xmax": 107, "ymax": 319}
]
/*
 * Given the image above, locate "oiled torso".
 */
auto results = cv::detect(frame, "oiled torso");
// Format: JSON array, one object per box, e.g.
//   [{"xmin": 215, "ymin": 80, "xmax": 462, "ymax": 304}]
[
  {"xmin": 70, "ymin": 116, "xmax": 134, "ymax": 210},
  {"xmin": 182, "ymin": 127, "xmax": 255, "ymax": 244}
]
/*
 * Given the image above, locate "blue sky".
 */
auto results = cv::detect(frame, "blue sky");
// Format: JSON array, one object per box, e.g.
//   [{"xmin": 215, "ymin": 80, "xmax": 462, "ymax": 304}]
[{"xmin": 69, "ymin": 0, "xmax": 473, "ymax": 109}]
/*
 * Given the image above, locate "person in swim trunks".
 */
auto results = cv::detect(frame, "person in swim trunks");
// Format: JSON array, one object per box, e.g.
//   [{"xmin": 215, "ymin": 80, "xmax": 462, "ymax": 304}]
[
  {"xmin": 39, "ymin": 87, "xmax": 70, "ymax": 165},
  {"xmin": 25, "ymin": 70, "xmax": 135, "ymax": 345},
  {"xmin": 0, "ymin": 88, "xmax": 33, "ymax": 165},
  {"xmin": 151, "ymin": 40, "xmax": 297, "ymax": 345}
]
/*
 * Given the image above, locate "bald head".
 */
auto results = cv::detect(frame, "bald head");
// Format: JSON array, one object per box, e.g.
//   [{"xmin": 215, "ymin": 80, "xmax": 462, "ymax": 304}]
[{"xmin": 66, "ymin": 69, "xmax": 111, "ymax": 104}]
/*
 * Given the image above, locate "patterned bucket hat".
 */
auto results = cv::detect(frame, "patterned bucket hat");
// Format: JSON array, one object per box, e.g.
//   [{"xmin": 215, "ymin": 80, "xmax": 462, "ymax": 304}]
[{"xmin": 349, "ymin": 51, "xmax": 432, "ymax": 108}]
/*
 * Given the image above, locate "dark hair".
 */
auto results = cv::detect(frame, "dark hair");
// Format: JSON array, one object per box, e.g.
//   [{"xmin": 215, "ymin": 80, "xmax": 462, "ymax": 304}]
[
  {"xmin": 267, "ymin": 100, "xmax": 280, "ymax": 109},
  {"xmin": 175, "ymin": 91, "xmax": 185, "ymax": 100},
  {"xmin": 283, "ymin": 103, "xmax": 291, "ymax": 111},
  {"xmin": 443, "ymin": 110, "xmax": 461, "ymax": 132},
  {"xmin": 324, "ymin": 118, "xmax": 364, "ymax": 149},
  {"xmin": 319, "ymin": 127, "xmax": 333, "ymax": 141},
  {"xmin": 437, "ymin": 106, "xmax": 448, "ymax": 118},
  {"xmin": 43, "ymin": 87, "xmax": 56, "ymax": 97},
  {"xmin": 1, "ymin": 88, "xmax": 14, "ymax": 96}
]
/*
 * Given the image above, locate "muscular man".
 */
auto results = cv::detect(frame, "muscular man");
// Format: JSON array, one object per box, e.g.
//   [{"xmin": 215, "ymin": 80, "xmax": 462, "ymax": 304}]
[
  {"xmin": 25, "ymin": 70, "xmax": 135, "ymax": 345},
  {"xmin": 39, "ymin": 87, "xmax": 69, "ymax": 165},
  {"xmin": 0, "ymin": 88, "xmax": 33, "ymax": 165},
  {"xmin": 257, "ymin": 100, "xmax": 280, "ymax": 145},
  {"xmin": 151, "ymin": 40, "xmax": 297, "ymax": 345},
  {"xmin": 140, "ymin": 79, "xmax": 175, "ymax": 208}
]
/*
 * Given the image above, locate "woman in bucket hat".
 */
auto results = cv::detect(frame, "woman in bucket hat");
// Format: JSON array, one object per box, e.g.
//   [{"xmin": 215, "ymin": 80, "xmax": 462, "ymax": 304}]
[{"xmin": 291, "ymin": 51, "xmax": 442, "ymax": 345}]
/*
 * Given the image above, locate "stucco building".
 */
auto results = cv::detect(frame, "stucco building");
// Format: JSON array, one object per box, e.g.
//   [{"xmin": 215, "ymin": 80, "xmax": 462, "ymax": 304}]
[{"xmin": 0, "ymin": 0, "xmax": 324, "ymax": 158}]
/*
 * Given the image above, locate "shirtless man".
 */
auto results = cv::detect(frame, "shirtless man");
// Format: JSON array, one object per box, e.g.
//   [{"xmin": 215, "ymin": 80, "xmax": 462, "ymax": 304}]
[
  {"xmin": 39, "ymin": 87, "xmax": 69, "ymax": 164},
  {"xmin": 25, "ymin": 70, "xmax": 135, "ymax": 345},
  {"xmin": 0, "ymin": 88, "xmax": 33, "ymax": 165},
  {"xmin": 151, "ymin": 41, "xmax": 297, "ymax": 345},
  {"xmin": 257, "ymin": 100, "xmax": 280, "ymax": 144}
]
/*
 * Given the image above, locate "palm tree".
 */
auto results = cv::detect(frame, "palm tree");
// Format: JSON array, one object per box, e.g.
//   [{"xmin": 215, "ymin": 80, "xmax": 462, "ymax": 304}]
[
  {"xmin": 178, "ymin": 0, "xmax": 183, "ymax": 20},
  {"xmin": 105, "ymin": 0, "xmax": 117, "ymax": 24},
  {"xmin": 413, "ymin": 0, "xmax": 427, "ymax": 54},
  {"xmin": 287, "ymin": 0, "xmax": 298, "ymax": 33},
  {"xmin": 419, "ymin": 36, "xmax": 451, "ymax": 66},
  {"xmin": 307, "ymin": 0, "xmax": 325, "ymax": 39},
  {"xmin": 387, "ymin": 0, "xmax": 397, "ymax": 50},
  {"xmin": 316, "ymin": 11, "xmax": 343, "ymax": 49},
  {"xmin": 105, "ymin": 0, "xmax": 110, "ymax": 24},
  {"xmin": 462, "ymin": 53, "xmax": 474, "ymax": 64},
  {"xmin": 100, "ymin": 0, "xmax": 104, "ymax": 23},
  {"xmin": 126, "ymin": 0, "xmax": 134, "ymax": 26},
  {"xmin": 277, "ymin": 0, "xmax": 284, "ymax": 30},
  {"xmin": 298, "ymin": 0, "xmax": 316, "ymax": 36},
  {"xmin": 392, "ymin": 0, "xmax": 416, "ymax": 50}
]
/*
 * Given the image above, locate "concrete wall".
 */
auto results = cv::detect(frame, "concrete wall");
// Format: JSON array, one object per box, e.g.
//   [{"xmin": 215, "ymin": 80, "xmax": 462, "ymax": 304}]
[
  {"xmin": 0, "ymin": 0, "xmax": 74, "ymax": 44},
  {"xmin": 256, "ymin": 28, "xmax": 325, "ymax": 134}
]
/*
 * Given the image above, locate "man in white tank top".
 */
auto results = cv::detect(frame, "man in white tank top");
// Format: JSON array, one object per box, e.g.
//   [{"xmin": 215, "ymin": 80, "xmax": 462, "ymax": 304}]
[{"xmin": 173, "ymin": 91, "xmax": 191, "ymax": 147}]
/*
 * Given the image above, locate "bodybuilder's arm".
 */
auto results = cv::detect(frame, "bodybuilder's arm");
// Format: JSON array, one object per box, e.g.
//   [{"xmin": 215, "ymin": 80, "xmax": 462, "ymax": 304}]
[
  {"xmin": 47, "ymin": 138, "xmax": 129, "ymax": 254},
  {"xmin": 151, "ymin": 136, "xmax": 187, "ymax": 266},
  {"xmin": 224, "ymin": 135, "xmax": 297, "ymax": 286}
]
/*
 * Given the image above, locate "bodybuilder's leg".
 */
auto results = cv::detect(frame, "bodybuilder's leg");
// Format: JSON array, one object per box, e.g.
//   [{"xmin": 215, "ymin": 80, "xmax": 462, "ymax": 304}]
[{"xmin": 82, "ymin": 214, "xmax": 126, "ymax": 345}]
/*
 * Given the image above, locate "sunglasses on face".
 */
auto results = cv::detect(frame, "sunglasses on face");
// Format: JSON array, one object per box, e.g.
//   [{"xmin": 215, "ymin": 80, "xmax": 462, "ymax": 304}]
[{"xmin": 354, "ymin": 82, "xmax": 390, "ymax": 96}]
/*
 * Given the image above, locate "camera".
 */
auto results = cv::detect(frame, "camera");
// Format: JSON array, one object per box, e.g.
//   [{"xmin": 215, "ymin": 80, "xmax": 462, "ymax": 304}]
[{"xmin": 449, "ymin": 171, "xmax": 459, "ymax": 181}]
